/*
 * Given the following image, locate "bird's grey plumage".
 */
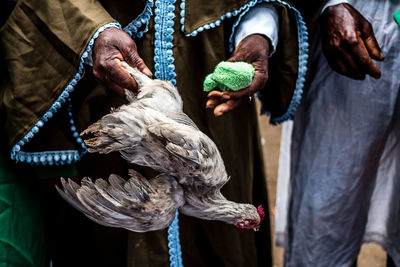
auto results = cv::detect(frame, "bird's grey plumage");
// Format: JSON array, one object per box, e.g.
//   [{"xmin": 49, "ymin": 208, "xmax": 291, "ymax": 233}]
[
  {"xmin": 58, "ymin": 60, "xmax": 263, "ymax": 232},
  {"xmin": 57, "ymin": 170, "xmax": 184, "ymax": 232}
]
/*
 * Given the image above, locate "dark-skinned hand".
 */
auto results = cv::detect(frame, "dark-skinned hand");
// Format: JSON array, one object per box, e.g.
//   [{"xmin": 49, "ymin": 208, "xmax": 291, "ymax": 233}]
[
  {"xmin": 92, "ymin": 27, "xmax": 152, "ymax": 95},
  {"xmin": 206, "ymin": 34, "xmax": 270, "ymax": 116},
  {"xmin": 320, "ymin": 3, "xmax": 384, "ymax": 80}
]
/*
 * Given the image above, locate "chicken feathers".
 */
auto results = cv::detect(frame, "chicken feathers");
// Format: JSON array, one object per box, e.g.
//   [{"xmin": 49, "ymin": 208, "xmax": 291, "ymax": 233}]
[
  {"xmin": 57, "ymin": 60, "xmax": 264, "ymax": 232},
  {"xmin": 57, "ymin": 170, "xmax": 184, "ymax": 232}
]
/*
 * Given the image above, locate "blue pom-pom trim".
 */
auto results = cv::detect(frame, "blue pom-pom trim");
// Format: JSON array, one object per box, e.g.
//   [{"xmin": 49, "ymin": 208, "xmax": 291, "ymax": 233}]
[
  {"xmin": 228, "ymin": 0, "xmax": 308, "ymax": 124},
  {"xmin": 153, "ymin": 0, "xmax": 183, "ymax": 266},
  {"xmin": 179, "ymin": 0, "xmax": 186, "ymax": 32},
  {"xmin": 168, "ymin": 211, "xmax": 183, "ymax": 267},
  {"xmin": 123, "ymin": 0, "xmax": 154, "ymax": 38},
  {"xmin": 153, "ymin": 0, "xmax": 177, "ymax": 86},
  {"xmin": 182, "ymin": 2, "xmax": 249, "ymax": 36},
  {"xmin": 10, "ymin": 22, "xmax": 122, "ymax": 166},
  {"xmin": 181, "ymin": 0, "xmax": 308, "ymax": 124}
]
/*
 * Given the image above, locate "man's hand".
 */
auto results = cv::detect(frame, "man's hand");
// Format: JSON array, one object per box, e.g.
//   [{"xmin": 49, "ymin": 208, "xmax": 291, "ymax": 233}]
[
  {"xmin": 92, "ymin": 27, "xmax": 152, "ymax": 95},
  {"xmin": 320, "ymin": 3, "xmax": 384, "ymax": 80},
  {"xmin": 206, "ymin": 34, "xmax": 270, "ymax": 116}
]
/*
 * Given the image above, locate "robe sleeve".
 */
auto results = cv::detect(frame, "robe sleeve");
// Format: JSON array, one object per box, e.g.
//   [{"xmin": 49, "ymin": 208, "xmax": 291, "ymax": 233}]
[
  {"xmin": 229, "ymin": 1, "xmax": 309, "ymax": 124},
  {"xmin": 321, "ymin": 0, "xmax": 350, "ymax": 13},
  {"xmin": 181, "ymin": 0, "xmax": 311, "ymax": 124},
  {"xmin": 233, "ymin": 3, "xmax": 279, "ymax": 56},
  {"xmin": 0, "ymin": 0, "xmax": 119, "ymax": 165}
]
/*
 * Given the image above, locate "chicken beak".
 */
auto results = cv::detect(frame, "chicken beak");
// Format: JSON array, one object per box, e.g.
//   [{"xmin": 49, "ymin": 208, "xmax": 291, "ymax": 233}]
[{"xmin": 252, "ymin": 225, "xmax": 260, "ymax": 232}]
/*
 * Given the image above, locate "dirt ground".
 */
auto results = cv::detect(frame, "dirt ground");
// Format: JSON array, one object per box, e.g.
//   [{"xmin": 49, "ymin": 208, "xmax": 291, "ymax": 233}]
[{"xmin": 256, "ymin": 106, "xmax": 387, "ymax": 267}]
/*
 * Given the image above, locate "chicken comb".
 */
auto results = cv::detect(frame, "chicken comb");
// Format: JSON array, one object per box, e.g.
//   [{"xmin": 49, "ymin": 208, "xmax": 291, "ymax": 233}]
[{"xmin": 257, "ymin": 205, "xmax": 265, "ymax": 222}]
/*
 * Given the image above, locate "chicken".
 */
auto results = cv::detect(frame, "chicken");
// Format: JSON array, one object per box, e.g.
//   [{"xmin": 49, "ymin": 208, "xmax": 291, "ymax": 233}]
[{"xmin": 57, "ymin": 60, "xmax": 264, "ymax": 232}]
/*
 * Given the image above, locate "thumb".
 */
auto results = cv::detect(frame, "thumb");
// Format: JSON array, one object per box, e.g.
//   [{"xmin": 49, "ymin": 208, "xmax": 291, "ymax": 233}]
[
  {"xmin": 361, "ymin": 21, "xmax": 384, "ymax": 61},
  {"xmin": 227, "ymin": 53, "xmax": 246, "ymax": 63},
  {"xmin": 122, "ymin": 47, "xmax": 153, "ymax": 77},
  {"xmin": 221, "ymin": 70, "xmax": 266, "ymax": 100}
]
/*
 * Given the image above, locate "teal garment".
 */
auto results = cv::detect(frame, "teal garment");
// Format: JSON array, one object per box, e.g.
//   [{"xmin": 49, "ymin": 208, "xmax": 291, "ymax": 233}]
[
  {"xmin": 0, "ymin": 150, "xmax": 46, "ymax": 267},
  {"xmin": 394, "ymin": 10, "xmax": 400, "ymax": 26},
  {"xmin": 203, "ymin": 61, "xmax": 255, "ymax": 92}
]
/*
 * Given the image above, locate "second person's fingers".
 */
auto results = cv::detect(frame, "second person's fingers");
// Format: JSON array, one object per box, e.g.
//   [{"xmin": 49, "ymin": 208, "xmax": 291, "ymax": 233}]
[
  {"xmin": 348, "ymin": 37, "xmax": 381, "ymax": 79},
  {"xmin": 206, "ymin": 98, "xmax": 224, "ymax": 109},
  {"xmin": 213, "ymin": 99, "xmax": 245, "ymax": 116},
  {"xmin": 361, "ymin": 20, "xmax": 384, "ymax": 61}
]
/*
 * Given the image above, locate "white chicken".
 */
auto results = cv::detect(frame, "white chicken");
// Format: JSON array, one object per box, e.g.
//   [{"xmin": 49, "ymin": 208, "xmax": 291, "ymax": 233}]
[{"xmin": 57, "ymin": 61, "xmax": 264, "ymax": 232}]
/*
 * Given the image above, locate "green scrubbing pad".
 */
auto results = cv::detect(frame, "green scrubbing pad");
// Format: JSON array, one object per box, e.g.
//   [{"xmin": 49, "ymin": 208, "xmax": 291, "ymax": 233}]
[{"xmin": 203, "ymin": 61, "xmax": 255, "ymax": 92}]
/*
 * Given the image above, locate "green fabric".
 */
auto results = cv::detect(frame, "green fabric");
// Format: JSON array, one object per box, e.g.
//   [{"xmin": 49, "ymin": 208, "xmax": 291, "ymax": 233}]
[
  {"xmin": 33, "ymin": 165, "xmax": 78, "ymax": 180},
  {"xmin": 0, "ymin": 150, "xmax": 46, "ymax": 267},
  {"xmin": 394, "ymin": 10, "xmax": 400, "ymax": 27},
  {"xmin": 203, "ymin": 61, "xmax": 255, "ymax": 92}
]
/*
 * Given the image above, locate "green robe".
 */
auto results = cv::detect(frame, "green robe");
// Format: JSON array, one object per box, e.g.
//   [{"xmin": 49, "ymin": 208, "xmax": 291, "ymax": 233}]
[
  {"xmin": 0, "ymin": 127, "xmax": 46, "ymax": 267},
  {"xmin": 0, "ymin": 0, "xmax": 308, "ymax": 266}
]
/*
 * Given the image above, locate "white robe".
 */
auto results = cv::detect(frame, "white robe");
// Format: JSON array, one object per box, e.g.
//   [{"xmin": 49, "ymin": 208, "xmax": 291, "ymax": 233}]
[{"xmin": 276, "ymin": 1, "xmax": 400, "ymax": 266}]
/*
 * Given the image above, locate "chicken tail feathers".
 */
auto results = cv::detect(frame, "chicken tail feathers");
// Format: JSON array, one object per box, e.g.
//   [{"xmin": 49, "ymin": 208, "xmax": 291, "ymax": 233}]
[{"xmin": 56, "ymin": 171, "xmax": 184, "ymax": 232}]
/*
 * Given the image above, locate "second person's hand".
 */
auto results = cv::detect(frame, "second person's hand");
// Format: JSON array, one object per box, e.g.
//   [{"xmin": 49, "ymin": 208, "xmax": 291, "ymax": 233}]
[
  {"xmin": 320, "ymin": 3, "xmax": 384, "ymax": 80},
  {"xmin": 206, "ymin": 34, "xmax": 270, "ymax": 116}
]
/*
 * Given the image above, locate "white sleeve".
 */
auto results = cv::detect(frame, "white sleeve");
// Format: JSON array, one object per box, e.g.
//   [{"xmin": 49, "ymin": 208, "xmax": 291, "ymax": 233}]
[
  {"xmin": 321, "ymin": 0, "xmax": 350, "ymax": 14},
  {"xmin": 234, "ymin": 3, "xmax": 279, "ymax": 56}
]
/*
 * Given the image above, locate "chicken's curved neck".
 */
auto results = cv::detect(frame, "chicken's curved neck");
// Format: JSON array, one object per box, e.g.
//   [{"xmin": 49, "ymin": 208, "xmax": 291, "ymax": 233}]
[{"xmin": 180, "ymin": 194, "xmax": 250, "ymax": 225}]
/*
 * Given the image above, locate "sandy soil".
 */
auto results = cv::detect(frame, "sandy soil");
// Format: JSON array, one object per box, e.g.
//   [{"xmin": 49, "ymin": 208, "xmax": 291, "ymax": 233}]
[{"xmin": 256, "ymin": 107, "xmax": 387, "ymax": 267}]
